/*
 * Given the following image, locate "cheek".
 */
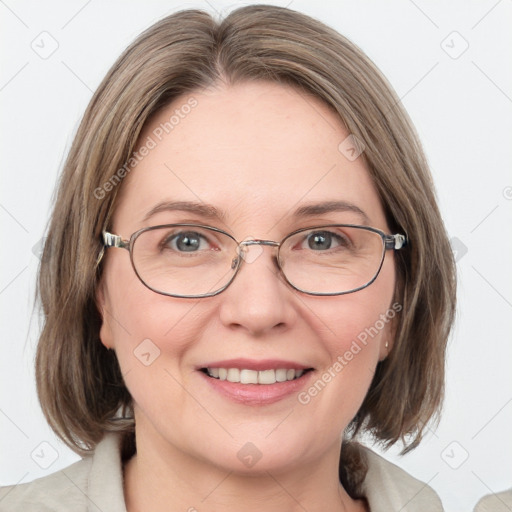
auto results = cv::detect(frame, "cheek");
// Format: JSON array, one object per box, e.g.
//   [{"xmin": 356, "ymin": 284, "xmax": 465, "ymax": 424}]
[
  {"xmin": 101, "ymin": 256, "xmax": 214, "ymax": 376},
  {"xmin": 303, "ymin": 293, "xmax": 389, "ymax": 384},
  {"xmin": 296, "ymin": 261, "xmax": 396, "ymax": 413},
  {"xmin": 305, "ymin": 262, "xmax": 395, "ymax": 356},
  {"xmin": 104, "ymin": 285, "xmax": 219, "ymax": 427},
  {"xmin": 108, "ymin": 290, "xmax": 209, "ymax": 362}
]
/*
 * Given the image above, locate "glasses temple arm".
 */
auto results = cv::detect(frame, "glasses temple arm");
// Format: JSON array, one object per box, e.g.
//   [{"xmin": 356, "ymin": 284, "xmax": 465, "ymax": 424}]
[
  {"xmin": 102, "ymin": 231, "xmax": 130, "ymax": 249},
  {"xmin": 384, "ymin": 233, "xmax": 407, "ymax": 250}
]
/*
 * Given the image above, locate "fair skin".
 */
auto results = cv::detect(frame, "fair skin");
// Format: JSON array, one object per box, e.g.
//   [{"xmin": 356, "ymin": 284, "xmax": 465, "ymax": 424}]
[{"xmin": 97, "ymin": 81, "xmax": 396, "ymax": 512}]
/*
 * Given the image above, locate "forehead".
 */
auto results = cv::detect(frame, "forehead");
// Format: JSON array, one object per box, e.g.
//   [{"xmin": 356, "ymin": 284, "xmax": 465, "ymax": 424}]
[{"xmin": 113, "ymin": 81, "xmax": 387, "ymax": 234}]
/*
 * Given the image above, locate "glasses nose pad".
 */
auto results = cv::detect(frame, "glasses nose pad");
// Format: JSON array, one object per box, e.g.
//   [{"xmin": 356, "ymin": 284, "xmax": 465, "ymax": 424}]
[{"xmin": 236, "ymin": 238, "xmax": 265, "ymax": 264}]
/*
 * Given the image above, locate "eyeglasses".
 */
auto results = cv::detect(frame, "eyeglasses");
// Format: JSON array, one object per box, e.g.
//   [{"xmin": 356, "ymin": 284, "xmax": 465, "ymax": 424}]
[{"xmin": 101, "ymin": 223, "xmax": 407, "ymax": 298}]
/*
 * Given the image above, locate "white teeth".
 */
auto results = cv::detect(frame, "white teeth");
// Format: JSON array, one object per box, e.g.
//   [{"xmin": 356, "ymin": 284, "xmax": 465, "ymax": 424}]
[
  {"xmin": 206, "ymin": 367, "xmax": 307, "ymax": 384},
  {"xmin": 227, "ymin": 368, "xmax": 240, "ymax": 383},
  {"xmin": 275, "ymin": 368, "xmax": 288, "ymax": 382},
  {"xmin": 258, "ymin": 369, "xmax": 276, "ymax": 385},
  {"xmin": 240, "ymin": 369, "xmax": 258, "ymax": 384}
]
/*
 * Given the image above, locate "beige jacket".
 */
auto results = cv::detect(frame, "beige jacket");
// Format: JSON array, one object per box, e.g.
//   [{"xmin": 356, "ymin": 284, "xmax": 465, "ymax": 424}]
[
  {"xmin": 0, "ymin": 433, "xmax": 444, "ymax": 511},
  {"xmin": 473, "ymin": 489, "xmax": 512, "ymax": 512}
]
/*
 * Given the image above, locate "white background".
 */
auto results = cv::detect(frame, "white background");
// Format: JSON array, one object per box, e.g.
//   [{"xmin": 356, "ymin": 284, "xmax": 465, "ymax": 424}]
[{"xmin": 1, "ymin": 1, "xmax": 511, "ymax": 511}]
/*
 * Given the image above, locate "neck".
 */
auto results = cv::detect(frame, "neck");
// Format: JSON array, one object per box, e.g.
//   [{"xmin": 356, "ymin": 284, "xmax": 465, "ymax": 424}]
[{"xmin": 123, "ymin": 427, "xmax": 366, "ymax": 512}]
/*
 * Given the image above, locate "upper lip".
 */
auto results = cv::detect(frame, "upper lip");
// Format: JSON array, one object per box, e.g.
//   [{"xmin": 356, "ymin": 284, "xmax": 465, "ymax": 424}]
[{"xmin": 198, "ymin": 358, "xmax": 313, "ymax": 371}]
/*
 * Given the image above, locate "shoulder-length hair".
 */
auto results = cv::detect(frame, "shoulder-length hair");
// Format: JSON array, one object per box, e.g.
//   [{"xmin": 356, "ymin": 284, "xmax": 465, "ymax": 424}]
[{"xmin": 36, "ymin": 4, "xmax": 456, "ymax": 494}]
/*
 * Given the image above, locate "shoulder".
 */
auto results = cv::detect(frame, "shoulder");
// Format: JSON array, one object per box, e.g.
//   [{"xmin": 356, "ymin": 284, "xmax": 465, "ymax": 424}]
[
  {"xmin": 0, "ymin": 433, "xmax": 126, "ymax": 512},
  {"xmin": 360, "ymin": 446, "xmax": 444, "ymax": 512},
  {"xmin": 0, "ymin": 456, "xmax": 92, "ymax": 512},
  {"xmin": 473, "ymin": 489, "xmax": 512, "ymax": 512}
]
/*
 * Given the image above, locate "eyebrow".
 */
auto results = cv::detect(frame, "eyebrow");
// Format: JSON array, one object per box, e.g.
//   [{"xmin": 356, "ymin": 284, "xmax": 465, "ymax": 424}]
[
  {"xmin": 292, "ymin": 200, "xmax": 371, "ymax": 224},
  {"xmin": 142, "ymin": 200, "xmax": 225, "ymax": 222},
  {"xmin": 142, "ymin": 199, "xmax": 370, "ymax": 224}
]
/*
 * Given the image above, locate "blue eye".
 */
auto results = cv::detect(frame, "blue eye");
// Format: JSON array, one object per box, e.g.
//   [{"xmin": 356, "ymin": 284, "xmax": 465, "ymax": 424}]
[
  {"xmin": 167, "ymin": 231, "xmax": 209, "ymax": 252},
  {"xmin": 305, "ymin": 231, "xmax": 345, "ymax": 251},
  {"xmin": 308, "ymin": 231, "xmax": 332, "ymax": 250}
]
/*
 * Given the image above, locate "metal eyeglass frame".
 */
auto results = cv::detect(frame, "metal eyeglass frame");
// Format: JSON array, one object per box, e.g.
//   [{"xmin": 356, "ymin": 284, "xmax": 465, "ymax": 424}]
[{"xmin": 101, "ymin": 223, "xmax": 407, "ymax": 298}]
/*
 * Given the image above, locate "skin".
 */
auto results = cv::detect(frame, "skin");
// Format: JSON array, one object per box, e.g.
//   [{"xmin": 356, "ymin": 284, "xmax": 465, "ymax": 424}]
[{"xmin": 97, "ymin": 80, "xmax": 396, "ymax": 512}]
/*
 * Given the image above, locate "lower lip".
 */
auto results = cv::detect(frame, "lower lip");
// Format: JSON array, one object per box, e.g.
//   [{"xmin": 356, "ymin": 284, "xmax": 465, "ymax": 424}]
[{"xmin": 199, "ymin": 371, "xmax": 314, "ymax": 405}]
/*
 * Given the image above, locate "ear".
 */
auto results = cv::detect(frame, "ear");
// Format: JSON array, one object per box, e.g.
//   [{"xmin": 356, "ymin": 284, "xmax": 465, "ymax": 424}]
[{"xmin": 96, "ymin": 280, "xmax": 115, "ymax": 350}]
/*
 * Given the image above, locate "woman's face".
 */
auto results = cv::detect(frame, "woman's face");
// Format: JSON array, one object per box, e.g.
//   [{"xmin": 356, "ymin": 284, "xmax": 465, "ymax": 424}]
[{"xmin": 98, "ymin": 81, "xmax": 396, "ymax": 473}]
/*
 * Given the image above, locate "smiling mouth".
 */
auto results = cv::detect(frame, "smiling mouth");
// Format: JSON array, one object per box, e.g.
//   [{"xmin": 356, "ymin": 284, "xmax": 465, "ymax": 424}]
[{"xmin": 201, "ymin": 367, "xmax": 314, "ymax": 385}]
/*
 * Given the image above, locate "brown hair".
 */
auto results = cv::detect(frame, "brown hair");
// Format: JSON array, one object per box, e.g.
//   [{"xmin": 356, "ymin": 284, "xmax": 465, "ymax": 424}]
[{"xmin": 35, "ymin": 4, "xmax": 456, "ymax": 495}]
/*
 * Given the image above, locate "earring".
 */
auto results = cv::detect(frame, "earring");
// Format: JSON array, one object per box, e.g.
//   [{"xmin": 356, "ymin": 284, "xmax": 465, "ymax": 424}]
[{"xmin": 385, "ymin": 341, "xmax": 389, "ymax": 352}]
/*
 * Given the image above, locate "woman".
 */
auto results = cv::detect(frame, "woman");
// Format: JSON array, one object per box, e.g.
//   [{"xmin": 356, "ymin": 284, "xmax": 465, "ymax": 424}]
[{"xmin": 0, "ymin": 5, "xmax": 456, "ymax": 511}]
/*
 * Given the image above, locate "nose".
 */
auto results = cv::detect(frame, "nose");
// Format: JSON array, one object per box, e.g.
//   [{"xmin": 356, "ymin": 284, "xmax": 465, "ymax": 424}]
[{"xmin": 218, "ymin": 244, "xmax": 298, "ymax": 336}]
